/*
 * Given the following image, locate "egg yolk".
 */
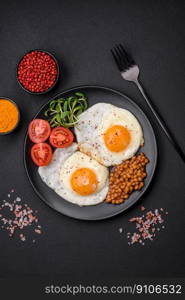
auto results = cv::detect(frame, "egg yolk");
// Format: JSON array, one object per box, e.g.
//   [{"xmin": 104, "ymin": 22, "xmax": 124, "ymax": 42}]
[
  {"xmin": 70, "ymin": 168, "xmax": 98, "ymax": 196},
  {"xmin": 104, "ymin": 125, "xmax": 131, "ymax": 152}
]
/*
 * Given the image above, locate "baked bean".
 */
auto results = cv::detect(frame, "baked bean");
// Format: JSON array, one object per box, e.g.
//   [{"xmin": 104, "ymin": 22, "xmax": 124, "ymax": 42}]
[{"xmin": 105, "ymin": 153, "xmax": 149, "ymax": 204}]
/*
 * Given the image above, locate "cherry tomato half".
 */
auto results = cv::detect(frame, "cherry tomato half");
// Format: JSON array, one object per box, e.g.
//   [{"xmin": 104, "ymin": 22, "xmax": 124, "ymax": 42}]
[
  {"xmin": 31, "ymin": 143, "xmax": 52, "ymax": 166},
  {"xmin": 49, "ymin": 127, "xmax": 74, "ymax": 148},
  {"xmin": 28, "ymin": 119, "xmax": 51, "ymax": 143}
]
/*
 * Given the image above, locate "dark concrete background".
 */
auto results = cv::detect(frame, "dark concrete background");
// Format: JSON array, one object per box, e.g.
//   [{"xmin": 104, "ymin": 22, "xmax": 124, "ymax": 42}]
[{"xmin": 0, "ymin": 0, "xmax": 184, "ymax": 279}]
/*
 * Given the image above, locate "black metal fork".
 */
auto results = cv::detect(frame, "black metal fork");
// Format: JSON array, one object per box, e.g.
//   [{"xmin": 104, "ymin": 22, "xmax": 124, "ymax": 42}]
[{"xmin": 111, "ymin": 44, "xmax": 185, "ymax": 164}]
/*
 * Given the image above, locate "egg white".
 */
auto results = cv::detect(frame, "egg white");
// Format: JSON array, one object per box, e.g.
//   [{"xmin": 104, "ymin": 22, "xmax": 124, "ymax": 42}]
[
  {"xmin": 75, "ymin": 103, "xmax": 144, "ymax": 166},
  {"xmin": 38, "ymin": 143, "xmax": 78, "ymax": 190},
  {"xmin": 38, "ymin": 143, "xmax": 109, "ymax": 206}
]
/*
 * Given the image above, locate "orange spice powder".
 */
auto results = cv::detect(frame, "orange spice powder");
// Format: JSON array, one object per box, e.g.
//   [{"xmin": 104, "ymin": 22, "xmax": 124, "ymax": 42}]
[{"xmin": 0, "ymin": 99, "xmax": 19, "ymax": 133}]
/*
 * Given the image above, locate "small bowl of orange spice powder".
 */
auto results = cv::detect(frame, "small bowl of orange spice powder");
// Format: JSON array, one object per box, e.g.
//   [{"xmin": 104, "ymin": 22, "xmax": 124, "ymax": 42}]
[{"xmin": 0, "ymin": 98, "xmax": 20, "ymax": 135}]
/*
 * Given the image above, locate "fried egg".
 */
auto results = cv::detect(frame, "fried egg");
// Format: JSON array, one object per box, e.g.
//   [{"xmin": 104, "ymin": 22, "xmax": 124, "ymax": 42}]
[
  {"xmin": 75, "ymin": 103, "xmax": 144, "ymax": 166},
  {"xmin": 38, "ymin": 143, "xmax": 109, "ymax": 206}
]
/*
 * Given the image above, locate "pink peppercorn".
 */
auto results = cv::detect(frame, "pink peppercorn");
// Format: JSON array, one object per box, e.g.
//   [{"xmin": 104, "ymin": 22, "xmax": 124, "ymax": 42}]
[{"xmin": 17, "ymin": 50, "xmax": 58, "ymax": 93}]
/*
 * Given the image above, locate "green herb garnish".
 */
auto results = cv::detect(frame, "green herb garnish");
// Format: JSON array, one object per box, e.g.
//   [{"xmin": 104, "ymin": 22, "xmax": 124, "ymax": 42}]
[{"xmin": 44, "ymin": 92, "xmax": 88, "ymax": 128}]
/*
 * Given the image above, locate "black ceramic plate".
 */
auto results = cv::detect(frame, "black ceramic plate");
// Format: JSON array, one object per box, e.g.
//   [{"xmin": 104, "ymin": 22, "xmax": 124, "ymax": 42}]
[{"xmin": 24, "ymin": 85, "xmax": 157, "ymax": 220}]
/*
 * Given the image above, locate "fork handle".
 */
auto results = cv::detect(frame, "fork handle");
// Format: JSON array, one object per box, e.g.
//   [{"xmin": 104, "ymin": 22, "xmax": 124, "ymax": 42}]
[{"xmin": 135, "ymin": 79, "xmax": 185, "ymax": 164}]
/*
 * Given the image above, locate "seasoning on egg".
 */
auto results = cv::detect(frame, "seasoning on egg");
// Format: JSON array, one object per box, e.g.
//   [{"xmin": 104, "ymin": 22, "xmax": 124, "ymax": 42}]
[
  {"xmin": 0, "ymin": 99, "xmax": 19, "ymax": 134},
  {"xmin": 17, "ymin": 50, "xmax": 58, "ymax": 93}
]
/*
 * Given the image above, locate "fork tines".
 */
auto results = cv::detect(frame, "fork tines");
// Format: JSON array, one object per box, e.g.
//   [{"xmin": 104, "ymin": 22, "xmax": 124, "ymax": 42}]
[{"xmin": 111, "ymin": 44, "xmax": 135, "ymax": 72}]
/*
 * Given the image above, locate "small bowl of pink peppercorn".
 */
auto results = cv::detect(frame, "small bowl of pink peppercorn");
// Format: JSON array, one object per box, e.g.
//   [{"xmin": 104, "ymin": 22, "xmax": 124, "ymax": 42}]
[{"xmin": 17, "ymin": 50, "xmax": 59, "ymax": 94}]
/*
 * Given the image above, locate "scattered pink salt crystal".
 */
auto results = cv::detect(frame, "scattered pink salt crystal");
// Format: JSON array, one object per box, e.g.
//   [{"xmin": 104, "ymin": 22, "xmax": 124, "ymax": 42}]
[
  {"xmin": 20, "ymin": 233, "xmax": 26, "ymax": 242},
  {"xmin": 126, "ymin": 208, "xmax": 168, "ymax": 246},
  {"xmin": 0, "ymin": 190, "xmax": 42, "ymax": 243}
]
